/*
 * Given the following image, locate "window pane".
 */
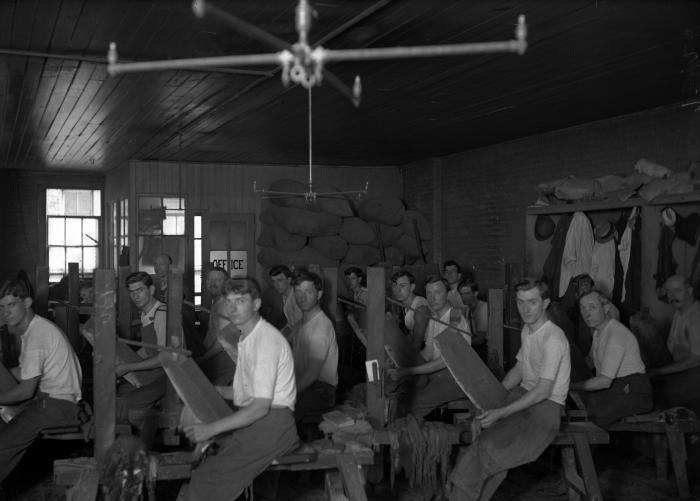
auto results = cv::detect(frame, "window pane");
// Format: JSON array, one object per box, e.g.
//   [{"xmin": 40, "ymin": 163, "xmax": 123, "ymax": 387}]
[
  {"xmin": 49, "ymin": 247, "xmax": 66, "ymax": 275},
  {"xmin": 92, "ymin": 191, "xmax": 101, "ymax": 216},
  {"xmin": 194, "ymin": 241, "xmax": 201, "ymax": 269},
  {"xmin": 83, "ymin": 247, "xmax": 98, "ymax": 274},
  {"xmin": 83, "ymin": 218, "xmax": 98, "ymax": 245},
  {"xmin": 194, "ymin": 271, "xmax": 201, "ymax": 294},
  {"xmin": 163, "ymin": 197, "xmax": 184, "ymax": 210},
  {"xmin": 163, "ymin": 211, "xmax": 185, "ymax": 235},
  {"xmin": 48, "ymin": 218, "xmax": 65, "ymax": 245},
  {"xmin": 66, "ymin": 219, "xmax": 82, "ymax": 245},
  {"xmin": 66, "ymin": 247, "xmax": 83, "ymax": 267},
  {"xmin": 46, "ymin": 189, "xmax": 63, "ymax": 215},
  {"xmin": 194, "ymin": 216, "xmax": 201, "ymax": 238}
]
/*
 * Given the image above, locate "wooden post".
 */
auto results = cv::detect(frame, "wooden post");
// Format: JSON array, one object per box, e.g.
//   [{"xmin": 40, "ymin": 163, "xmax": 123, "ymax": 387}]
[
  {"xmin": 34, "ymin": 266, "xmax": 49, "ymax": 318},
  {"xmin": 93, "ymin": 269, "xmax": 116, "ymax": 462},
  {"xmin": 322, "ymin": 267, "xmax": 339, "ymax": 324},
  {"xmin": 117, "ymin": 266, "xmax": 131, "ymax": 338},
  {"xmin": 163, "ymin": 271, "xmax": 184, "ymax": 419},
  {"xmin": 487, "ymin": 289, "xmax": 504, "ymax": 373},
  {"xmin": 67, "ymin": 263, "xmax": 81, "ymax": 349},
  {"xmin": 365, "ymin": 267, "xmax": 385, "ymax": 428}
]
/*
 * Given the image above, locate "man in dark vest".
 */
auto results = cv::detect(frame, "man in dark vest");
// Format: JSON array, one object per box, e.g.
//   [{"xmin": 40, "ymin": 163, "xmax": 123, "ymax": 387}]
[{"xmin": 116, "ymin": 271, "xmax": 168, "ymax": 427}]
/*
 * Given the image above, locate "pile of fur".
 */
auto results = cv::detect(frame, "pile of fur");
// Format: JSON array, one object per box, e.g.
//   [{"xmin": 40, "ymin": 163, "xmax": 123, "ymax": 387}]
[{"xmin": 99, "ymin": 435, "xmax": 158, "ymax": 501}]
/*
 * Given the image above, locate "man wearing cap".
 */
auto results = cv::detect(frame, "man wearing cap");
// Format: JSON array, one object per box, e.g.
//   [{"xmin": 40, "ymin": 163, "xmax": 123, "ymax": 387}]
[
  {"xmin": 650, "ymin": 275, "xmax": 700, "ymax": 411},
  {"xmin": 570, "ymin": 291, "xmax": 652, "ymax": 427},
  {"xmin": 152, "ymin": 253, "xmax": 172, "ymax": 303},
  {"xmin": 458, "ymin": 278, "xmax": 489, "ymax": 363}
]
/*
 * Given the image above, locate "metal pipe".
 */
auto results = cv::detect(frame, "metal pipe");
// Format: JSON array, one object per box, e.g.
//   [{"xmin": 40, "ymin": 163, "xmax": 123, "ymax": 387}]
[
  {"xmin": 0, "ymin": 47, "xmax": 274, "ymax": 76},
  {"xmin": 108, "ymin": 52, "xmax": 282, "ymax": 75}
]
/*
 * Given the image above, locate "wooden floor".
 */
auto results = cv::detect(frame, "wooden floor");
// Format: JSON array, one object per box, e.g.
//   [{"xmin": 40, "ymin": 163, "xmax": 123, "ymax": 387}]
[{"xmin": 5, "ymin": 433, "xmax": 699, "ymax": 501}]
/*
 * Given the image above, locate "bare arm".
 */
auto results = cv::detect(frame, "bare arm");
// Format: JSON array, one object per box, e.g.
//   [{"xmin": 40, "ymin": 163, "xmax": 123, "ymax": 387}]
[
  {"xmin": 183, "ymin": 398, "xmax": 270, "ymax": 443},
  {"xmin": 570, "ymin": 374, "xmax": 613, "ymax": 391},
  {"xmin": 116, "ymin": 356, "xmax": 161, "ymax": 376},
  {"xmin": 480, "ymin": 377, "xmax": 554, "ymax": 428},
  {"xmin": 501, "ymin": 361, "xmax": 523, "ymax": 390},
  {"xmin": 0, "ymin": 375, "xmax": 39, "ymax": 405},
  {"xmin": 652, "ymin": 354, "xmax": 700, "ymax": 376}
]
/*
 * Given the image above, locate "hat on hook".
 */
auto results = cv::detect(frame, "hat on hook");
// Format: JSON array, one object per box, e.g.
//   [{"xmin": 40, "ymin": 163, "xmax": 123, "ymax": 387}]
[
  {"xmin": 534, "ymin": 215, "xmax": 556, "ymax": 241},
  {"xmin": 594, "ymin": 221, "xmax": 615, "ymax": 243},
  {"xmin": 676, "ymin": 212, "xmax": 700, "ymax": 245}
]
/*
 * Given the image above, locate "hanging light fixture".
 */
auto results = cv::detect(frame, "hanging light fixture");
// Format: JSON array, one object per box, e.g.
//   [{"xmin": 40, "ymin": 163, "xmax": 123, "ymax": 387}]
[{"xmin": 106, "ymin": 0, "xmax": 527, "ymax": 201}]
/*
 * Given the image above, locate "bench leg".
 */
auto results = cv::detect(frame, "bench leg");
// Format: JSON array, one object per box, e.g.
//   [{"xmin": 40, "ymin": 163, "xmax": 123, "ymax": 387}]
[
  {"xmin": 337, "ymin": 455, "xmax": 368, "ymax": 501},
  {"xmin": 176, "ymin": 482, "xmax": 189, "ymax": 501},
  {"xmin": 573, "ymin": 434, "xmax": 604, "ymax": 501},
  {"xmin": 65, "ymin": 470, "xmax": 99, "ymax": 501},
  {"xmin": 665, "ymin": 425, "xmax": 690, "ymax": 499},
  {"xmin": 561, "ymin": 445, "xmax": 585, "ymax": 501},
  {"xmin": 652, "ymin": 433, "xmax": 668, "ymax": 480},
  {"xmin": 325, "ymin": 471, "xmax": 348, "ymax": 501}
]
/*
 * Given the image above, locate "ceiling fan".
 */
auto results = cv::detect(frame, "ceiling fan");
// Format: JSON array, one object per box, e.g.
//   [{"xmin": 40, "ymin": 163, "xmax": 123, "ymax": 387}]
[{"xmin": 107, "ymin": 0, "xmax": 527, "ymax": 201}]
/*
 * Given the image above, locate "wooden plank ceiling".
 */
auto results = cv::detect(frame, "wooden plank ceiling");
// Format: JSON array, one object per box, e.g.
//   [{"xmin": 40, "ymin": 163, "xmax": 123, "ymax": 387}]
[{"xmin": 0, "ymin": 0, "xmax": 698, "ymax": 172}]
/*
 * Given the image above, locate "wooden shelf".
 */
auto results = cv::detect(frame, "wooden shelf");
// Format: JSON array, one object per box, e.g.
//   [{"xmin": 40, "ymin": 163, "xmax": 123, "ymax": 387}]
[
  {"xmin": 527, "ymin": 191, "xmax": 700, "ymax": 215},
  {"xmin": 526, "ymin": 198, "xmax": 643, "ymax": 215}
]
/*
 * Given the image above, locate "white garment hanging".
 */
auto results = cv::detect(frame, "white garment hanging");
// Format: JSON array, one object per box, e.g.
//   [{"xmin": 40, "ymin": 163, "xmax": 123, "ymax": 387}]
[
  {"xmin": 559, "ymin": 211, "xmax": 594, "ymax": 297},
  {"xmin": 590, "ymin": 239, "xmax": 616, "ymax": 298},
  {"xmin": 617, "ymin": 207, "xmax": 638, "ymax": 302}
]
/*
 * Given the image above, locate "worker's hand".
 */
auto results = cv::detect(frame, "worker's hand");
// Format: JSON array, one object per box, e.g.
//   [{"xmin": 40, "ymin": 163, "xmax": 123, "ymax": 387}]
[
  {"xmin": 477, "ymin": 408, "xmax": 505, "ymax": 429},
  {"xmin": 115, "ymin": 363, "xmax": 130, "ymax": 377},
  {"xmin": 183, "ymin": 423, "xmax": 216, "ymax": 443},
  {"xmin": 387, "ymin": 367, "xmax": 408, "ymax": 381}
]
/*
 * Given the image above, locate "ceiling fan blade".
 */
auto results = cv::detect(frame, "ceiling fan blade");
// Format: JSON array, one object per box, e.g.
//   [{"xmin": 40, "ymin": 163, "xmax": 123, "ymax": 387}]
[
  {"xmin": 194, "ymin": 0, "xmax": 292, "ymax": 52},
  {"xmin": 323, "ymin": 69, "xmax": 361, "ymax": 107}
]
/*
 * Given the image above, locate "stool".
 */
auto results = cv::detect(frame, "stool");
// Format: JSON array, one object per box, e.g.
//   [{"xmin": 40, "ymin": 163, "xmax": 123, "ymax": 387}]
[
  {"xmin": 608, "ymin": 408, "xmax": 700, "ymax": 499},
  {"xmin": 553, "ymin": 421, "xmax": 609, "ymax": 501}
]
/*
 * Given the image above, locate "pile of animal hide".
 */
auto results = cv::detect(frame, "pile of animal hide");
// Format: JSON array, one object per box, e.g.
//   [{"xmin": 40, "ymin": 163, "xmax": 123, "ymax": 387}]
[
  {"xmin": 99, "ymin": 435, "xmax": 158, "ymax": 501},
  {"xmin": 386, "ymin": 414, "xmax": 459, "ymax": 497}
]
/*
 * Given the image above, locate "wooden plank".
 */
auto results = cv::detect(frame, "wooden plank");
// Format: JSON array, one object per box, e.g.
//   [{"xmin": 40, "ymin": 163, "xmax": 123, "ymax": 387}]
[
  {"xmin": 560, "ymin": 445, "xmax": 585, "ymax": 500},
  {"xmin": 487, "ymin": 288, "xmax": 503, "ymax": 371},
  {"xmin": 434, "ymin": 328, "xmax": 508, "ymax": 412},
  {"xmin": 158, "ymin": 352, "xmax": 231, "ymax": 423},
  {"xmin": 652, "ymin": 434, "xmax": 668, "ymax": 481},
  {"xmin": 336, "ymin": 455, "xmax": 368, "ymax": 501},
  {"xmin": 431, "ymin": 158, "xmax": 443, "ymax": 264},
  {"xmin": 93, "ymin": 269, "xmax": 116, "ymax": 463},
  {"xmin": 365, "ymin": 267, "xmax": 386, "ymax": 428},
  {"xmin": 117, "ymin": 266, "xmax": 131, "ymax": 338},
  {"xmin": 526, "ymin": 198, "xmax": 643, "ymax": 215},
  {"xmin": 34, "ymin": 266, "xmax": 49, "ymax": 318}
]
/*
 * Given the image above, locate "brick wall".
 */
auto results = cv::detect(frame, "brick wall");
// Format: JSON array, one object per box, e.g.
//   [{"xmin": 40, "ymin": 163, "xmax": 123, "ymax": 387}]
[
  {"xmin": 402, "ymin": 104, "xmax": 700, "ymax": 291},
  {"xmin": 0, "ymin": 170, "xmax": 104, "ymax": 282}
]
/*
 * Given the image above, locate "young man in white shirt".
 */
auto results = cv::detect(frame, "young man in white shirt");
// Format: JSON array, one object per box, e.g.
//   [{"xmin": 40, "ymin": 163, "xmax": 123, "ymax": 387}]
[
  {"xmin": 443, "ymin": 260, "xmax": 466, "ymax": 312},
  {"xmin": 290, "ymin": 270, "xmax": 338, "ymax": 422},
  {"xmin": 388, "ymin": 275, "xmax": 471, "ymax": 418},
  {"xmin": 391, "ymin": 269, "xmax": 430, "ymax": 350},
  {"xmin": 448, "ymin": 278, "xmax": 570, "ymax": 501},
  {"xmin": 0, "ymin": 279, "xmax": 82, "ymax": 484},
  {"xmin": 571, "ymin": 291, "xmax": 651, "ymax": 427},
  {"xmin": 183, "ymin": 277, "xmax": 298, "ymax": 501}
]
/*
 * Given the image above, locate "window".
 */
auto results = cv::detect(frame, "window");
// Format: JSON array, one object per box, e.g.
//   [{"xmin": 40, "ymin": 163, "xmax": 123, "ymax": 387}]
[
  {"xmin": 194, "ymin": 215, "xmax": 202, "ymax": 306},
  {"xmin": 46, "ymin": 189, "xmax": 101, "ymax": 282},
  {"xmin": 137, "ymin": 196, "xmax": 185, "ymax": 274}
]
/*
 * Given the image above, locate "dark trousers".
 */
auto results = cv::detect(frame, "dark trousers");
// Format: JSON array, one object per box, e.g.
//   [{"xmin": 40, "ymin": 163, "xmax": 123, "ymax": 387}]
[
  {"xmin": 0, "ymin": 396, "xmax": 78, "ymax": 483},
  {"xmin": 294, "ymin": 380, "xmax": 336, "ymax": 422},
  {"xmin": 187, "ymin": 408, "xmax": 298, "ymax": 501},
  {"xmin": 407, "ymin": 368, "xmax": 467, "ymax": 418},
  {"xmin": 448, "ymin": 387, "xmax": 561, "ymax": 501},
  {"xmin": 116, "ymin": 374, "xmax": 167, "ymax": 426},
  {"xmin": 580, "ymin": 372, "xmax": 653, "ymax": 427},
  {"xmin": 653, "ymin": 364, "xmax": 700, "ymax": 413}
]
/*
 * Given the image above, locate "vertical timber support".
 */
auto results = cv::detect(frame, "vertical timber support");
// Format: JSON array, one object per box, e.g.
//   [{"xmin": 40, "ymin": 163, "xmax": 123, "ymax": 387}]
[
  {"xmin": 94, "ymin": 269, "xmax": 116, "ymax": 462},
  {"xmin": 487, "ymin": 289, "xmax": 504, "ymax": 373},
  {"xmin": 322, "ymin": 267, "xmax": 339, "ymax": 324},
  {"xmin": 366, "ymin": 267, "xmax": 385, "ymax": 428},
  {"xmin": 67, "ymin": 263, "xmax": 81, "ymax": 349},
  {"xmin": 117, "ymin": 266, "xmax": 131, "ymax": 338},
  {"xmin": 431, "ymin": 157, "xmax": 443, "ymax": 266},
  {"xmin": 34, "ymin": 266, "xmax": 49, "ymax": 318},
  {"xmin": 164, "ymin": 271, "xmax": 185, "ymax": 411}
]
